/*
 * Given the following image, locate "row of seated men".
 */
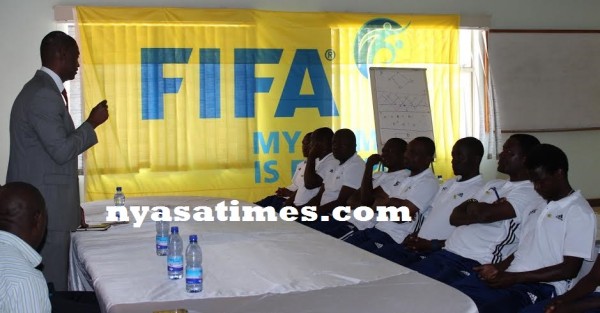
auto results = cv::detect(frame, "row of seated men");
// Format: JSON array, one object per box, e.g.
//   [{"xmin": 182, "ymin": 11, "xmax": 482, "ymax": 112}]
[{"xmin": 256, "ymin": 127, "xmax": 600, "ymax": 313}]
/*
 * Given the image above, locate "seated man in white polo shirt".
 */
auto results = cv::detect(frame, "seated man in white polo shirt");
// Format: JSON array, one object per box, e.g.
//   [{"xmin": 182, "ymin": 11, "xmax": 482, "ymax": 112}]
[
  {"xmin": 310, "ymin": 137, "xmax": 409, "ymax": 238},
  {"xmin": 373, "ymin": 137, "xmax": 486, "ymax": 265},
  {"xmin": 309, "ymin": 129, "xmax": 365, "ymax": 218},
  {"xmin": 255, "ymin": 132, "xmax": 312, "ymax": 211},
  {"xmin": 292, "ymin": 127, "xmax": 338, "ymax": 209},
  {"xmin": 410, "ymin": 134, "xmax": 543, "ymax": 285},
  {"xmin": 343, "ymin": 137, "xmax": 439, "ymax": 251},
  {"xmin": 452, "ymin": 144, "xmax": 596, "ymax": 313},
  {"xmin": 527, "ymin": 254, "xmax": 600, "ymax": 313}
]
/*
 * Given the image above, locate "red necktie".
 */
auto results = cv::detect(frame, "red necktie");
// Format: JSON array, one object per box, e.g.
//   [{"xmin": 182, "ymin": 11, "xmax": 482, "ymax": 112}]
[{"xmin": 61, "ymin": 89, "xmax": 69, "ymax": 110}]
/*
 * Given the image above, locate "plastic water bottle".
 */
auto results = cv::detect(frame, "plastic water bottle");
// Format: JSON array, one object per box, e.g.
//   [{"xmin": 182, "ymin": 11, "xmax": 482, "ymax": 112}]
[
  {"xmin": 167, "ymin": 226, "xmax": 183, "ymax": 279},
  {"xmin": 186, "ymin": 234, "xmax": 203, "ymax": 293},
  {"xmin": 155, "ymin": 211, "xmax": 170, "ymax": 256},
  {"xmin": 114, "ymin": 187, "xmax": 125, "ymax": 220}
]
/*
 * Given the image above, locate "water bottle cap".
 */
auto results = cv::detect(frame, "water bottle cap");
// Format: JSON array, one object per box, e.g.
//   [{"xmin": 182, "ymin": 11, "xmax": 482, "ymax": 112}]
[
  {"xmin": 116, "ymin": 186, "xmax": 122, "ymax": 192},
  {"xmin": 171, "ymin": 226, "xmax": 179, "ymax": 234},
  {"xmin": 189, "ymin": 235, "xmax": 197, "ymax": 242}
]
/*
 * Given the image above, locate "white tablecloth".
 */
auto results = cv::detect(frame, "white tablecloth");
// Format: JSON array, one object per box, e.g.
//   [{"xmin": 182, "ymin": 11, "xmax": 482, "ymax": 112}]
[{"xmin": 70, "ymin": 196, "xmax": 477, "ymax": 313}]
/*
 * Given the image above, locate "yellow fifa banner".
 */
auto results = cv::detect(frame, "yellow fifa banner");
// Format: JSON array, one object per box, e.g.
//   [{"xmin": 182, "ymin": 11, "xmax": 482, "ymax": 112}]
[{"xmin": 76, "ymin": 7, "xmax": 459, "ymax": 201}]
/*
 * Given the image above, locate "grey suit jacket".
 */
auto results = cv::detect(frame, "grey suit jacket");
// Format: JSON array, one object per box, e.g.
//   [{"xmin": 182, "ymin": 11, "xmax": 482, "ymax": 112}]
[{"xmin": 7, "ymin": 70, "xmax": 98, "ymax": 231}]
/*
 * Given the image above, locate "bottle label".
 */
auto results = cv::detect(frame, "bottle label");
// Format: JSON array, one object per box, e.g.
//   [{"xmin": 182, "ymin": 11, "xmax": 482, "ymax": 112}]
[
  {"xmin": 167, "ymin": 256, "xmax": 183, "ymax": 272},
  {"xmin": 156, "ymin": 236, "xmax": 168, "ymax": 250},
  {"xmin": 186, "ymin": 267, "xmax": 203, "ymax": 284}
]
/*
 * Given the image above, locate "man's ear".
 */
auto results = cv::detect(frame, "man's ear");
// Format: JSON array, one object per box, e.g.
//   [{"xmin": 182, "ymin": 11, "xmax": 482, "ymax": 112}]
[
  {"xmin": 33, "ymin": 210, "xmax": 47, "ymax": 231},
  {"xmin": 520, "ymin": 154, "xmax": 528, "ymax": 164},
  {"xmin": 56, "ymin": 46, "xmax": 70, "ymax": 63},
  {"xmin": 54, "ymin": 47, "xmax": 65, "ymax": 59},
  {"xmin": 32, "ymin": 211, "xmax": 42, "ymax": 228},
  {"xmin": 318, "ymin": 141, "xmax": 327, "ymax": 151}
]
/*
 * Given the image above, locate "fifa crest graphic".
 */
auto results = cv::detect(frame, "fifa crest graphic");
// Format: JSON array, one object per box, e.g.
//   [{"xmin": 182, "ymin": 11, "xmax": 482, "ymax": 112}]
[{"xmin": 354, "ymin": 18, "xmax": 411, "ymax": 78}]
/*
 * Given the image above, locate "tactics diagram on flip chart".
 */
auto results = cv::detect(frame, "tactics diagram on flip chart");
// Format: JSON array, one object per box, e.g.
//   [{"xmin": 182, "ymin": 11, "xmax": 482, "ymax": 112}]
[{"xmin": 369, "ymin": 67, "xmax": 434, "ymax": 149}]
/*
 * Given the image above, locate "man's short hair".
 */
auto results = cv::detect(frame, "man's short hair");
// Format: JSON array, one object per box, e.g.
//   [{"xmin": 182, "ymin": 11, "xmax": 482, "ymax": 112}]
[
  {"xmin": 413, "ymin": 137, "xmax": 435, "ymax": 158},
  {"xmin": 525, "ymin": 143, "xmax": 569, "ymax": 174},
  {"xmin": 0, "ymin": 182, "xmax": 46, "ymax": 231},
  {"xmin": 40, "ymin": 31, "xmax": 77, "ymax": 64},
  {"xmin": 386, "ymin": 137, "xmax": 408, "ymax": 153},
  {"xmin": 312, "ymin": 127, "xmax": 334, "ymax": 146},
  {"xmin": 509, "ymin": 134, "xmax": 540, "ymax": 157},
  {"xmin": 456, "ymin": 137, "xmax": 484, "ymax": 160},
  {"xmin": 335, "ymin": 128, "xmax": 356, "ymax": 147}
]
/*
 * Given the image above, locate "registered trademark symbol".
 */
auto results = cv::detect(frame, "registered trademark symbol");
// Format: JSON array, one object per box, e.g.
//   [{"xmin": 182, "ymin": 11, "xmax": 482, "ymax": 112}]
[{"xmin": 325, "ymin": 49, "xmax": 336, "ymax": 61}]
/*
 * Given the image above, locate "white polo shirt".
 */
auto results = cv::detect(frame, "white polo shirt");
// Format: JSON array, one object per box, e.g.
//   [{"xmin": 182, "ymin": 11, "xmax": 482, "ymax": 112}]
[
  {"xmin": 294, "ymin": 153, "xmax": 339, "ymax": 206},
  {"xmin": 374, "ymin": 168, "xmax": 439, "ymax": 243},
  {"xmin": 372, "ymin": 169, "xmax": 411, "ymax": 196},
  {"xmin": 418, "ymin": 174, "xmax": 485, "ymax": 240},
  {"xmin": 507, "ymin": 190, "xmax": 596, "ymax": 295},
  {"xmin": 348, "ymin": 169, "xmax": 411, "ymax": 230},
  {"xmin": 286, "ymin": 160, "xmax": 306, "ymax": 192},
  {"xmin": 444, "ymin": 179, "xmax": 544, "ymax": 264},
  {"xmin": 320, "ymin": 153, "xmax": 366, "ymax": 205}
]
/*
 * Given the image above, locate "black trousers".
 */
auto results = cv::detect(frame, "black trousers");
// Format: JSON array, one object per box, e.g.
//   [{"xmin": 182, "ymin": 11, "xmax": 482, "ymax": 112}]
[{"xmin": 49, "ymin": 283, "xmax": 101, "ymax": 313}]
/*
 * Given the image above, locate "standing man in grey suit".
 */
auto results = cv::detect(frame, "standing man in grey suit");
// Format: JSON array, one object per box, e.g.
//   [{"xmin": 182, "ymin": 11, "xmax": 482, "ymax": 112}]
[{"xmin": 6, "ymin": 31, "xmax": 109, "ymax": 291}]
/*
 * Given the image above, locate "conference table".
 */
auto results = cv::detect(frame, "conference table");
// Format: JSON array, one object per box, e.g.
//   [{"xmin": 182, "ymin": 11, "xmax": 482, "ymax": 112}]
[{"xmin": 69, "ymin": 196, "xmax": 477, "ymax": 313}]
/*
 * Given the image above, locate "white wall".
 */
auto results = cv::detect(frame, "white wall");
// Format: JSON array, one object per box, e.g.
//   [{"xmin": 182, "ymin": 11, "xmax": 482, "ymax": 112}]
[{"xmin": 3, "ymin": 0, "xmax": 600, "ymax": 197}]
